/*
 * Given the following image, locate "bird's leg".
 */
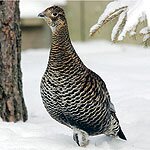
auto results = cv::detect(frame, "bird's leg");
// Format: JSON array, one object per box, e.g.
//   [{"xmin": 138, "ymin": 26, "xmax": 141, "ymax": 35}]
[{"xmin": 73, "ymin": 127, "xmax": 89, "ymax": 147}]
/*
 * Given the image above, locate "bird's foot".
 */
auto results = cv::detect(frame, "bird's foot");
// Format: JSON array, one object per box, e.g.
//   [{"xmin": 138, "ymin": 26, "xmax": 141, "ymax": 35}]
[{"xmin": 73, "ymin": 127, "xmax": 89, "ymax": 147}]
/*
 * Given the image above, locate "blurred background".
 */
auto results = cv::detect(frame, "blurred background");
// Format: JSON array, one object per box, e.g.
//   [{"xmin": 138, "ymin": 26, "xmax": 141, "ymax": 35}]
[{"xmin": 20, "ymin": 0, "xmax": 147, "ymax": 50}]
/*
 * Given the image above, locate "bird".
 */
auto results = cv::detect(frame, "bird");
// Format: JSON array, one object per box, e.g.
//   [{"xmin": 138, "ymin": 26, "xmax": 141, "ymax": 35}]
[{"xmin": 38, "ymin": 5, "xmax": 126, "ymax": 147}]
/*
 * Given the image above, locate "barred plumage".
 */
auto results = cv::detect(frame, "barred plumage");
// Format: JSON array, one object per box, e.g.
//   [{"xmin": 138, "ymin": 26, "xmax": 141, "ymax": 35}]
[{"xmin": 39, "ymin": 6, "xmax": 126, "ymax": 146}]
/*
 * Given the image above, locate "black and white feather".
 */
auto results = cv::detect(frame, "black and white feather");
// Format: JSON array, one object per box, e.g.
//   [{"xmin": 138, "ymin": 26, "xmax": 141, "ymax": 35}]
[{"xmin": 39, "ymin": 5, "xmax": 126, "ymax": 147}]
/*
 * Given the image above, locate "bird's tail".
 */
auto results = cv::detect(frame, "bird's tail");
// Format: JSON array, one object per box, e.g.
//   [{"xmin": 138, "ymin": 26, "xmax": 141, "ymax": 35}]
[{"xmin": 117, "ymin": 126, "xmax": 127, "ymax": 140}]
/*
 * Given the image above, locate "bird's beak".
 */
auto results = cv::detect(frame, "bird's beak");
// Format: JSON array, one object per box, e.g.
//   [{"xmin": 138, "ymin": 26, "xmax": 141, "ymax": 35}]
[{"xmin": 38, "ymin": 12, "xmax": 45, "ymax": 18}]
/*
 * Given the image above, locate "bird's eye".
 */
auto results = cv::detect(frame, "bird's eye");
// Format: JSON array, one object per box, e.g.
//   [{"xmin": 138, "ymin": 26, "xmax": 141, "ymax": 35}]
[{"xmin": 52, "ymin": 13, "xmax": 58, "ymax": 17}]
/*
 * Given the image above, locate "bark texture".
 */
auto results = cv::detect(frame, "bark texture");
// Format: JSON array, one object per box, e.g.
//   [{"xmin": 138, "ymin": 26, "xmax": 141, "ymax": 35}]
[{"xmin": 0, "ymin": 1, "xmax": 27, "ymax": 122}]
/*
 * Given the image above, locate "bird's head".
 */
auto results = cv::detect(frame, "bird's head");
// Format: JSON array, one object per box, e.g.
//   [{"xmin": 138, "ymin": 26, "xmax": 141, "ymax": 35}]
[{"xmin": 38, "ymin": 6, "xmax": 66, "ymax": 32}]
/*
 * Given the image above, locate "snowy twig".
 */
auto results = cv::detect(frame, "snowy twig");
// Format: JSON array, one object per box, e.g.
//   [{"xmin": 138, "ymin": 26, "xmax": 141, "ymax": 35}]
[
  {"xmin": 111, "ymin": 11, "xmax": 127, "ymax": 42},
  {"xmin": 140, "ymin": 26, "xmax": 150, "ymax": 46},
  {"xmin": 90, "ymin": 0, "xmax": 150, "ymax": 46},
  {"xmin": 89, "ymin": 6, "xmax": 127, "ymax": 36}
]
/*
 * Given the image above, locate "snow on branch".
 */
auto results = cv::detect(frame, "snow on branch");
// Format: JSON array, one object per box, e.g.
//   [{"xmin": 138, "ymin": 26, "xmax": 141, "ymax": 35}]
[
  {"xmin": 111, "ymin": 10, "xmax": 127, "ymax": 43},
  {"xmin": 90, "ymin": 0, "xmax": 150, "ymax": 46},
  {"xmin": 140, "ymin": 27, "xmax": 150, "ymax": 46},
  {"xmin": 89, "ymin": 6, "xmax": 127, "ymax": 37}
]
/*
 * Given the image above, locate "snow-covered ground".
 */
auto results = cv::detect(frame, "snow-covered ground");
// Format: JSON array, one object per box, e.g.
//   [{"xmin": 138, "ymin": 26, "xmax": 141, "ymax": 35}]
[{"xmin": 0, "ymin": 41, "xmax": 150, "ymax": 150}]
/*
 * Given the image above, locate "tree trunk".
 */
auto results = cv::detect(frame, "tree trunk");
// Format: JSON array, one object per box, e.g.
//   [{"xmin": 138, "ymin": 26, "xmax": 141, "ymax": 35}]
[{"xmin": 0, "ymin": 1, "xmax": 27, "ymax": 122}]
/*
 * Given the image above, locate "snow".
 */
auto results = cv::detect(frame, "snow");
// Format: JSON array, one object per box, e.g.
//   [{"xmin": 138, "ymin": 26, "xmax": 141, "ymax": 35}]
[
  {"xmin": 140, "ymin": 27, "xmax": 150, "ymax": 35},
  {"xmin": 0, "ymin": 40, "xmax": 150, "ymax": 149},
  {"xmin": 111, "ymin": 11, "xmax": 127, "ymax": 42},
  {"xmin": 118, "ymin": 0, "xmax": 149, "ymax": 40},
  {"xmin": 140, "ymin": 27, "xmax": 150, "ymax": 42},
  {"xmin": 89, "ymin": 1, "xmax": 128, "ymax": 36},
  {"xmin": 20, "ymin": 0, "xmax": 66, "ymax": 18},
  {"xmin": 90, "ymin": 0, "xmax": 150, "ymax": 43}
]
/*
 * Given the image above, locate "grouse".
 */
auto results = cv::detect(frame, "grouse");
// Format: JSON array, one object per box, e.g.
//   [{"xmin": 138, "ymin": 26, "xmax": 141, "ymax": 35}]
[{"xmin": 38, "ymin": 6, "xmax": 126, "ymax": 147}]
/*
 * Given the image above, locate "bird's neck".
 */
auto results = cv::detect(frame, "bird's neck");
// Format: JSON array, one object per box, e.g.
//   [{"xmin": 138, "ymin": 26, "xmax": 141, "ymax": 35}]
[
  {"xmin": 49, "ymin": 25, "xmax": 72, "ymax": 63},
  {"xmin": 51, "ymin": 24, "xmax": 71, "ymax": 50},
  {"xmin": 47, "ymin": 24, "xmax": 84, "ymax": 72}
]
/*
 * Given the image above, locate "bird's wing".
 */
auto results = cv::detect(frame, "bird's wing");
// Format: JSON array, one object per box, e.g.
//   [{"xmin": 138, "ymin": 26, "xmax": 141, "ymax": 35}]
[{"xmin": 89, "ymin": 69, "xmax": 116, "ymax": 113}]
